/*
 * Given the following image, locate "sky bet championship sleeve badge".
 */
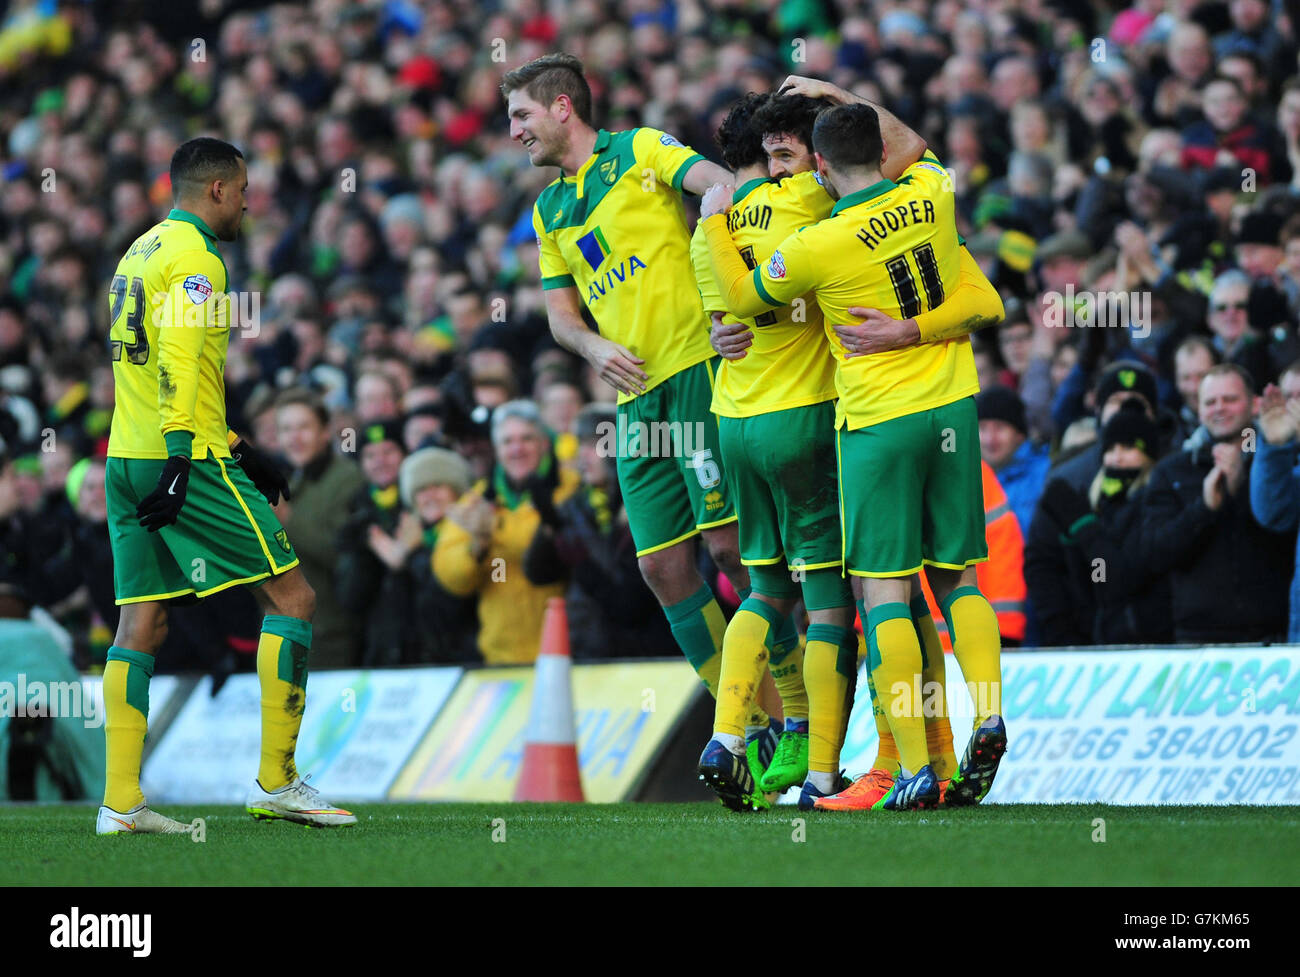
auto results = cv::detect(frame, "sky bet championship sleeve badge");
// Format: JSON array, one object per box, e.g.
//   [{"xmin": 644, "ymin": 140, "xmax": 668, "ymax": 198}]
[
  {"xmin": 766, "ymin": 250, "xmax": 787, "ymax": 279},
  {"xmin": 659, "ymin": 132, "xmax": 684, "ymax": 148},
  {"xmin": 182, "ymin": 274, "xmax": 213, "ymax": 304}
]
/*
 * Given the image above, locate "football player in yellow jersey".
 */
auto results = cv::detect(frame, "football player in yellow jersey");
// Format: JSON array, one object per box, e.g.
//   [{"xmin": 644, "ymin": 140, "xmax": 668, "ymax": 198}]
[
  {"xmin": 687, "ymin": 92, "xmax": 843, "ymax": 810},
  {"xmin": 696, "ymin": 84, "xmax": 998, "ymax": 811},
  {"xmin": 702, "ymin": 102, "xmax": 1008, "ymax": 810},
  {"xmin": 97, "ymin": 138, "xmax": 354, "ymax": 836},
  {"xmin": 503, "ymin": 54, "xmax": 781, "ymax": 747}
]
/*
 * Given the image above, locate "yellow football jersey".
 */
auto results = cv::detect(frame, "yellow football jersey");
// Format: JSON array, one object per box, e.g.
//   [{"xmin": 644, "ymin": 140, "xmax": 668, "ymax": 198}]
[
  {"xmin": 107, "ymin": 209, "xmax": 233, "ymax": 460},
  {"xmin": 703, "ymin": 152, "xmax": 978, "ymax": 430},
  {"xmin": 533, "ymin": 128, "xmax": 716, "ymax": 404},
  {"xmin": 689, "ymin": 171, "xmax": 837, "ymax": 418}
]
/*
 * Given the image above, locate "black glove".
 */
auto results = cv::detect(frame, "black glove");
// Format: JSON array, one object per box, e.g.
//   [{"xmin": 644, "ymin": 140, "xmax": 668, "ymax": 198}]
[
  {"xmin": 527, "ymin": 474, "xmax": 561, "ymax": 528},
  {"xmin": 231, "ymin": 439, "xmax": 290, "ymax": 505},
  {"xmin": 136, "ymin": 456, "xmax": 191, "ymax": 532}
]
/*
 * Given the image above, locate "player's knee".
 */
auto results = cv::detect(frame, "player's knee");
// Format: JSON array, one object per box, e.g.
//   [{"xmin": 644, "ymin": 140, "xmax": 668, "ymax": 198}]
[
  {"xmin": 638, "ymin": 550, "xmax": 672, "ymax": 594},
  {"xmin": 115, "ymin": 608, "xmax": 166, "ymax": 655},
  {"xmin": 705, "ymin": 536, "xmax": 743, "ymax": 578},
  {"xmin": 280, "ymin": 578, "xmax": 315, "ymax": 622}
]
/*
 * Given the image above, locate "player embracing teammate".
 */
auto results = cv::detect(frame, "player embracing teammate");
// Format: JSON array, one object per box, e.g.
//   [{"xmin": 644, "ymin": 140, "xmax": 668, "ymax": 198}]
[
  {"xmin": 699, "ymin": 81, "xmax": 1009, "ymax": 810},
  {"xmin": 510, "ymin": 55, "xmax": 1010, "ymax": 811},
  {"xmin": 504, "ymin": 55, "xmax": 812, "ymax": 792}
]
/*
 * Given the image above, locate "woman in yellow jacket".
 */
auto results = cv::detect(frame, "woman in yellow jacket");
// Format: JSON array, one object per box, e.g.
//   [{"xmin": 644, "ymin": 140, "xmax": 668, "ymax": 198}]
[{"xmin": 433, "ymin": 400, "xmax": 580, "ymax": 664}]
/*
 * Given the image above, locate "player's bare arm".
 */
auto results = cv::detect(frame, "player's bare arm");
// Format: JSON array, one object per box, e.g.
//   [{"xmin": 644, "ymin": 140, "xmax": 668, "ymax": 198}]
[
  {"xmin": 543, "ymin": 285, "xmax": 647, "ymax": 395},
  {"xmin": 778, "ymin": 75, "xmax": 926, "ymax": 180},
  {"xmin": 680, "ymin": 158, "xmax": 734, "ymax": 196}
]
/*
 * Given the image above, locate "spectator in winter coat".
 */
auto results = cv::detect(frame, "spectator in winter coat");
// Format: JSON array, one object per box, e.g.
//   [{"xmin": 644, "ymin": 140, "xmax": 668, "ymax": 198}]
[
  {"xmin": 275, "ymin": 388, "xmax": 366, "ymax": 668},
  {"xmin": 335, "ymin": 418, "xmax": 417, "ymax": 667},
  {"xmin": 1139, "ymin": 364, "xmax": 1295, "ymax": 642},
  {"xmin": 399, "ymin": 446, "xmax": 478, "ymax": 663},
  {"xmin": 1045, "ymin": 359, "xmax": 1165, "ymax": 495},
  {"xmin": 1249, "ymin": 364, "xmax": 1300, "ymax": 641},
  {"xmin": 433, "ymin": 399, "xmax": 580, "ymax": 664},
  {"xmin": 1026, "ymin": 401, "xmax": 1172, "ymax": 645},
  {"xmin": 976, "ymin": 385, "xmax": 1051, "ymax": 535},
  {"xmin": 522, "ymin": 403, "xmax": 673, "ymax": 659}
]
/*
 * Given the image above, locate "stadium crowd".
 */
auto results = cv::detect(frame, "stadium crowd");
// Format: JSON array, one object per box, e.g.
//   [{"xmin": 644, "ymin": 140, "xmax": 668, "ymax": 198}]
[{"xmin": 2, "ymin": 0, "xmax": 1300, "ymax": 675}]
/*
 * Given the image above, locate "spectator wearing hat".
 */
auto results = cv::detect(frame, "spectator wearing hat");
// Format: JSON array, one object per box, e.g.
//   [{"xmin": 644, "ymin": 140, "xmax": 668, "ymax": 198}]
[
  {"xmin": 1139, "ymin": 364, "xmax": 1295, "ymax": 643},
  {"xmin": 978, "ymin": 386, "xmax": 1051, "ymax": 534},
  {"xmin": 1235, "ymin": 210, "xmax": 1285, "ymax": 284},
  {"xmin": 1250, "ymin": 364, "xmax": 1300, "ymax": 641},
  {"xmin": 336, "ymin": 418, "xmax": 417, "ymax": 666},
  {"xmin": 433, "ymin": 400, "xmax": 581, "ymax": 665},
  {"xmin": 274, "ymin": 388, "xmax": 366, "ymax": 668},
  {"xmin": 1049, "ymin": 359, "xmax": 1165, "ymax": 493},
  {"xmin": 400, "ymin": 447, "xmax": 479, "ymax": 663},
  {"xmin": 1026, "ymin": 401, "xmax": 1173, "ymax": 645},
  {"xmin": 522, "ymin": 403, "xmax": 673, "ymax": 660}
]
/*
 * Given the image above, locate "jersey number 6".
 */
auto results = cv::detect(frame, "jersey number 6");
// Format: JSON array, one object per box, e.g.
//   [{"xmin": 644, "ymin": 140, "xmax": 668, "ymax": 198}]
[{"xmin": 108, "ymin": 274, "xmax": 150, "ymax": 365}]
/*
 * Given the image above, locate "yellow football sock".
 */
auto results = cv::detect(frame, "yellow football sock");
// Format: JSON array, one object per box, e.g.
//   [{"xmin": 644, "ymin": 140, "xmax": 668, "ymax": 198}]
[
  {"xmin": 102, "ymin": 646, "xmax": 153, "ymax": 812},
  {"xmin": 867, "ymin": 602, "xmax": 928, "ymax": 774},
  {"xmin": 803, "ymin": 623, "xmax": 856, "ymax": 773},
  {"xmin": 913, "ymin": 595, "xmax": 958, "ymax": 779},
  {"xmin": 768, "ymin": 614, "xmax": 808, "ymax": 722},
  {"xmin": 257, "ymin": 615, "xmax": 311, "ymax": 791},
  {"xmin": 713, "ymin": 598, "xmax": 781, "ymax": 738},
  {"xmin": 866, "ymin": 666, "xmax": 900, "ymax": 772},
  {"xmin": 941, "ymin": 586, "xmax": 1003, "ymax": 726}
]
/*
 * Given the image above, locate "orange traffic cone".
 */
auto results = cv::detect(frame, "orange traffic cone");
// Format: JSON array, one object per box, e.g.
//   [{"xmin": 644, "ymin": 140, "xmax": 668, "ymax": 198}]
[{"xmin": 514, "ymin": 597, "xmax": 585, "ymax": 802}]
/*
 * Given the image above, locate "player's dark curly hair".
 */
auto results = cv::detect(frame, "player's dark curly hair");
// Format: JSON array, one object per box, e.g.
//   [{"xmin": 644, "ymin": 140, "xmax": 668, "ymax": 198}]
[
  {"xmin": 751, "ymin": 94, "xmax": 831, "ymax": 155},
  {"xmin": 714, "ymin": 92, "xmax": 772, "ymax": 171},
  {"xmin": 169, "ymin": 137, "xmax": 244, "ymax": 198}
]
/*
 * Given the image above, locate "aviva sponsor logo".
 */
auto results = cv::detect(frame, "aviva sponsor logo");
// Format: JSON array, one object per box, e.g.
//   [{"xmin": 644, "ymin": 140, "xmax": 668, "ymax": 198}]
[
  {"xmin": 578, "ymin": 225, "xmax": 647, "ymax": 303},
  {"xmin": 577, "ymin": 226, "xmax": 612, "ymax": 271}
]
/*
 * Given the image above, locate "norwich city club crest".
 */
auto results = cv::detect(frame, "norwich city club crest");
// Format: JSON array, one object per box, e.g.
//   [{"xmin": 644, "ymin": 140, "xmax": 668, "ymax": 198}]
[
  {"xmin": 1118, "ymin": 368, "xmax": 1137, "ymax": 389},
  {"xmin": 598, "ymin": 159, "xmax": 620, "ymax": 185},
  {"xmin": 274, "ymin": 529, "xmax": 292, "ymax": 554}
]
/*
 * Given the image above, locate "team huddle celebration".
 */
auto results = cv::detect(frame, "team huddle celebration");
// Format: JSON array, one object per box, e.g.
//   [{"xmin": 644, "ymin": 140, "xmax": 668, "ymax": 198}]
[
  {"xmin": 82, "ymin": 55, "xmax": 1006, "ymax": 833},
  {"xmin": 3, "ymin": 0, "xmax": 1298, "ymax": 869}
]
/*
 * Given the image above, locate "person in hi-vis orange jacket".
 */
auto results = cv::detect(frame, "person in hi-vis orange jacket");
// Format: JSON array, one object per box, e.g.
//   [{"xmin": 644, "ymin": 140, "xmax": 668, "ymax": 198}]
[{"xmin": 919, "ymin": 461, "xmax": 1026, "ymax": 648}]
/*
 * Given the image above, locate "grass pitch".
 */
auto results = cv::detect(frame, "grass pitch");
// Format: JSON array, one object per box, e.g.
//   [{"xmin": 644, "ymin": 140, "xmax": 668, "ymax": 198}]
[{"xmin": 4, "ymin": 803, "xmax": 1296, "ymax": 886}]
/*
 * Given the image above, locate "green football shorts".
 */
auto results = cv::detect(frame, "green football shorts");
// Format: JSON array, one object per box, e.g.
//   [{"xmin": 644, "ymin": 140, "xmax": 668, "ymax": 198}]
[
  {"xmin": 106, "ymin": 453, "xmax": 299, "ymax": 604},
  {"xmin": 837, "ymin": 396, "xmax": 987, "ymax": 578},
  {"xmin": 718, "ymin": 401, "xmax": 850, "ymax": 609},
  {"xmin": 617, "ymin": 358, "xmax": 737, "ymax": 557}
]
